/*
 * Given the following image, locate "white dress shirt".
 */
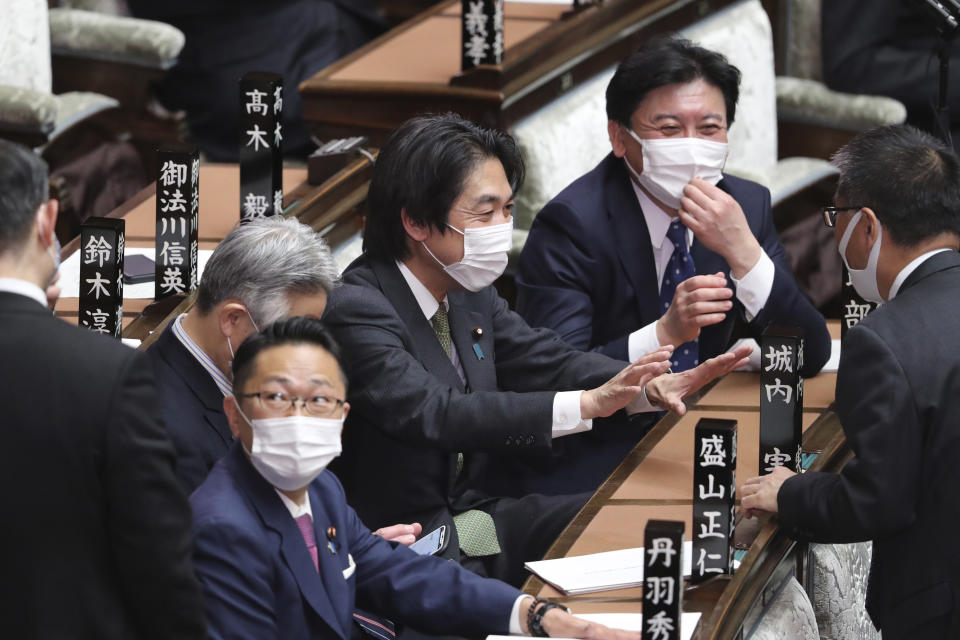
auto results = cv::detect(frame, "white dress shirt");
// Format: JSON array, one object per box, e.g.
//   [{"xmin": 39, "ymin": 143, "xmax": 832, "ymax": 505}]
[
  {"xmin": 396, "ymin": 261, "xmax": 598, "ymax": 436},
  {"xmin": 171, "ymin": 313, "xmax": 233, "ymax": 396},
  {"xmin": 887, "ymin": 248, "xmax": 952, "ymax": 300},
  {"xmin": 0, "ymin": 277, "xmax": 47, "ymax": 308},
  {"xmin": 626, "ymin": 179, "xmax": 775, "ymax": 362}
]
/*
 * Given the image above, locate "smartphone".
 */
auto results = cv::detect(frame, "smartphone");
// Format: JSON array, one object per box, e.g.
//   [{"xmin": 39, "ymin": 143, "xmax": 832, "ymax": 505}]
[
  {"xmin": 409, "ymin": 525, "xmax": 447, "ymax": 556},
  {"xmin": 123, "ymin": 254, "xmax": 156, "ymax": 285}
]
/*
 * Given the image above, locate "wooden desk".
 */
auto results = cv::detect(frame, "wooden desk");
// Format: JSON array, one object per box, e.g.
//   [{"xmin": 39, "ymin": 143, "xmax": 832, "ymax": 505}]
[
  {"xmin": 300, "ymin": 0, "xmax": 741, "ymax": 142},
  {"xmin": 523, "ymin": 322, "xmax": 849, "ymax": 639},
  {"xmin": 55, "ymin": 157, "xmax": 374, "ymax": 340}
]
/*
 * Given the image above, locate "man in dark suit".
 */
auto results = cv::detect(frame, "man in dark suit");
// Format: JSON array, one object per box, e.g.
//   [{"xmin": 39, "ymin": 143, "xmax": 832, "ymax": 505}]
[
  {"xmin": 192, "ymin": 316, "xmax": 642, "ymax": 640},
  {"xmin": 147, "ymin": 217, "xmax": 337, "ymax": 494},
  {"xmin": 0, "ymin": 140, "xmax": 205, "ymax": 637},
  {"xmin": 741, "ymin": 125, "xmax": 960, "ymax": 639},
  {"xmin": 127, "ymin": 0, "xmax": 384, "ymax": 160},
  {"xmin": 517, "ymin": 38, "xmax": 830, "ymax": 378},
  {"xmin": 822, "ymin": 0, "xmax": 960, "ymax": 152},
  {"xmin": 323, "ymin": 113, "xmax": 750, "ymax": 585}
]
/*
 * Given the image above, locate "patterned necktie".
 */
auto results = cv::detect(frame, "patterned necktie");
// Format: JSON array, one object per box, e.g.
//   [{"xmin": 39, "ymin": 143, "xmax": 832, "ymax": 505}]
[
  {"xmin": 430, "ymin": 306, "xmax": 452, "ymax": 358},
  {"xmin": 431, "ymin": 305, "xmax": 465, "ymax": 476},
  {"xmin": 659, "ymin": 220, "xmax": 699, "ymax": 372},
  {"xmin": 430, "ymin": 306, "xmax": 498, "ymax": 557},
  {"xmin": 295, "ymin": 514, "xmax": 396, "ymax": 638},
  {"xmin": 452, "ymin": 509, "xmax": 502, "ymax": 557}
]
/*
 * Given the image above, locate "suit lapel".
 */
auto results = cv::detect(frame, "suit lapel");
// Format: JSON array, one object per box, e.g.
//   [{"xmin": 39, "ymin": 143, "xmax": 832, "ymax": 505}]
[
  {"xmin": 308, "ymin": 485, "xmax": 354, "ymax": 635},
  {"xmin": 156, "ymin": 325, "xmax": 234, "ymax": 445},
  {"xmin": 370, "ymin": 259, "xmax": 465, "ymax": 392},
  {"xmin": 604, "ymin": 157, "xmax": 662, "ymax": 325},
  {"xmin": 228, "ymin": 445, "xmax": 348, "ymax": 639},
  {"xmin": 446, "ymin": 294, "xmax": 496, "ymax": 392}
]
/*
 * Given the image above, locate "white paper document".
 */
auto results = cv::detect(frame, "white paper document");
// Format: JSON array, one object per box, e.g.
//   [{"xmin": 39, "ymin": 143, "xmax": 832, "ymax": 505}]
[
  {"xmin": 524, "ymin": 542, "xmax": 693, "ymax": 595},
  {"xmin": 486, "ymin": 611, "xmax": 701, "ymax": 640},
  {"xmin": 59, "ymin": 247, "xmax": 214, "ymax": 300},
  {"xmin": 822, "ymin": 339, "xmax": 841, "ymax": 373}
]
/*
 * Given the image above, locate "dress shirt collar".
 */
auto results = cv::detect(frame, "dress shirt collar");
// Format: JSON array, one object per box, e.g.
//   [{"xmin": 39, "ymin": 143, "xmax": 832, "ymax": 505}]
[
  {"xmin": 887, "ymin": 248, "xmax": 952, "ymax": 300},
  {"xmin": 396, "ymin": 260, "xmax": 449, "ymax": 319},
  {"xmin": 627, "ymin": 167, "xmax": 692, "ymax": 250},
  {"xmin": 171, "ymin": 313, "xmax": 233, "ymax": 397},
  {"xmin": 275, "ymin": 486, "xmax": 314, "ymax": 519},
  {"xmin": 0, "ymin": 277, "xmax": 47, "ymax": 308}
]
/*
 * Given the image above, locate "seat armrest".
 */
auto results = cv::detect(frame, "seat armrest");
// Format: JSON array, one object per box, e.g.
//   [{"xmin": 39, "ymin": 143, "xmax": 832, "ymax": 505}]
[
  {"xmin": 776, "ymin": 76, "xmax": 907, "ymax": 131},
  {"xmin": 0, "ymin": 84, "xmax": 58, "ymax": 137},
  {"xmin": 48, "ymin": 8, "xmax": 184, "ymax": 69}
]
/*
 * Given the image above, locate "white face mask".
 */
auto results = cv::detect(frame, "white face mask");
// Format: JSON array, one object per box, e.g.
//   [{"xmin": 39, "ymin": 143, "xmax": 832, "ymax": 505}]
[
  {"xmin": 235, "ymin": 399, "xmax": 344, "ymax": 491},
  {"xmin": 422, "ymin": 220, "xmax": 513, "ymax": 292},
  {"xmin": 624, "ymin": 129, "xmax": 728, "ymax": 209},
  {"xmin": 837, "ymin": 209, "xmax": 884, "ymax": 303}
]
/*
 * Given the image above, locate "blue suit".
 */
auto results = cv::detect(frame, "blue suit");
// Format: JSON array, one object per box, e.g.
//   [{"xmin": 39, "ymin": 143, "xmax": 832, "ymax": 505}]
[
  {"xmin": 517, "ymin": 153, "xmax": 830, "ymax": 377},
  {"xmin": 191, "ymin": 443, "xmax": 522, "ymax": 639},
  {"xmin": 147, "ymin": 322, "xmax": 233, "ymax": 494}
]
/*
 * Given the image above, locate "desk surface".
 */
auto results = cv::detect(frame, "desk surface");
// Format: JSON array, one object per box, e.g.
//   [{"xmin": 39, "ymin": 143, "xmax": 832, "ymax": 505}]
[{"xmin": 299, "ymin": 0, "xmax": 740, "ymax": 141}]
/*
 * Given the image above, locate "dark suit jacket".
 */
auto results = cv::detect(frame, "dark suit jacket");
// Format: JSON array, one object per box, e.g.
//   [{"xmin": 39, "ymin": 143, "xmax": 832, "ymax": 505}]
[
  {"xmin": 778, "ymin": 251, "xmax": 960, "ymax": 638},
  {"xmin": 822, "ymin": 0, "xmax": 960, "ymax": 140},
  {"xmin": 191, "ymin": 443, "xmax": 521, "ymax": 639},
  {"xmin": 0, "ymin": 291, "xmax": 204, "ymax": 639},
  {"xmin": 323, "ymin": 256, "xmax": 624, "ymax": 530},
  {"xmin": 147, "ymin": 321, "xmax": 233, "ymax": 493},
  {"xmin": 516, "ymin": 153, "xmax": 831, "ymax": 377}
]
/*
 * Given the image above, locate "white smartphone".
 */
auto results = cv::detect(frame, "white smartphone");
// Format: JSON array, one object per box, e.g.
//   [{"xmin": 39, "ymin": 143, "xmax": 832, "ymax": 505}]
[{"xmin": 409, "ymin": 525, "xmax": 447, "ymax": 556}]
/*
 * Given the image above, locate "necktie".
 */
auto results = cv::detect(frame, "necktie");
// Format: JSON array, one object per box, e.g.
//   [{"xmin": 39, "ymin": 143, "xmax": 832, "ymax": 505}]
[
  {"xmin": 432, "ymin": 304, "xmax": 465, "ymax": 475},
  {"xmin": 430, "ymin": 306, "xmax": 452, "ymax": 358},
  {"xmin": 295, "ymin": 513, "xmax": 319, "ymax": 571},
  {"xmin": 659, "ymin": 220, "xmax": 699, "ymax": 372},
  {"xmin": 294, "ymin": 514, "xmax": 396, "ymax": 638},
  {"xmin": 430, "ymin": 306, "xmax": 499, "ymax": 557}
]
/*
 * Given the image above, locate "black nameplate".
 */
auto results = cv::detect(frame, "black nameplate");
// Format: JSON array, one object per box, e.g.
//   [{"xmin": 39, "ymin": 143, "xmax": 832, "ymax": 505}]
[
  {"xmin": 461, "ymin": 0, "xmax": 504, "ymax": 71},
  {"xmin": 643, "ymin": 519, "xmax": 684, "ymax": 640},
  {"xmin": 156, "ymin": 144, "xmax": 200, "ymax": 300},
  {"xmin": 692, "ymin": 418, "xmax": 736, "ymax": 583},
  {"xmin": 759, "ymin": 326, "xmax": 804, "ymax": 474},
  {"xmin": 239, "ymin": 71, "xmax": 283, "ymax": 221},
  {"xmin": 79, "ymin": 217, "xmax": 124, "ymax": 338},
  {"xmin": 841, "ymin": 265, "xmax": 877, "ymax": 340}
]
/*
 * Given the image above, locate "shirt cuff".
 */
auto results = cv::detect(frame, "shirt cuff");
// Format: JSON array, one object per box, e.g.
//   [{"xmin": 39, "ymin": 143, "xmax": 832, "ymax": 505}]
[
  {"xmin": 729, "ymin": 250, "xmax": 774, "ymax": 320},
  {"xmin": 509, "ymin": 595, "xmax": 531, "ymax": 635},
  {"xmin": 627, "ymin": 320, "xmax": 662, "ymax": 362},
  {"xmin": 552, "ymin": 390, "xmax": 592, "ymax": 438}
]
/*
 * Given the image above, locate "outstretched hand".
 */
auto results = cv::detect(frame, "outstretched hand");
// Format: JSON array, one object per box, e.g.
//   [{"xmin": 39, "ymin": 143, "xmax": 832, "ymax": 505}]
[
  {"xmin": 645, "ymin": 343, "xmax": 753, "ymax": 415},
  {"xmin": 580, "ymin": 347, "xmax": 674, "ymax": 419}
]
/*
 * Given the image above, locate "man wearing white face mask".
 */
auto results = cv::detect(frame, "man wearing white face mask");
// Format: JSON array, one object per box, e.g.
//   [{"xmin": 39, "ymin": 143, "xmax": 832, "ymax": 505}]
[
  {"xmin": 192, "ymin": 316, "xmax": 654, "ymax": 640},
  {"xmin": 515, "ymin": 37, "xmax": 830, "ymax": 495},
  {"xmin": 324, "ymin": 113, "xmax": 750, "ymax": 587},
  {"xmin": 741, "ymin": 125, "xmax": 960, "ymax": 639},
  {"xmin": 517, "ymin": 38, "xmax": 830, "ymax": 376}
]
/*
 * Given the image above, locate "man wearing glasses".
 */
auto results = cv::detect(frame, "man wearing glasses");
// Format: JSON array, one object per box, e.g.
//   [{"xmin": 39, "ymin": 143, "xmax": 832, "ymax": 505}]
[
  {"xmin": 742, "ymin": 125, "xmax": 960, "ymax": 639},
  {"xmin": 190, "ymin": 317, "xmax": 643, "ymax": 640}
]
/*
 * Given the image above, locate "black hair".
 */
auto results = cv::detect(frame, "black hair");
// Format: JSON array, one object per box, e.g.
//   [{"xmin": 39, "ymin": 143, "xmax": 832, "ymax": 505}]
[
  {"xmin": 0, "ymin": 139, "xmax": 49, "ymax": 255},
  {"xmin": 231, "ymin": 317, "xmax": 346, "ymax": 396},
  {"xmin": 605, "ymin": 37, "xmax": 741, "ymax": 128},
  {"xmin": 363, "ymin": 113, "xmax": 525, "ymax": 261},
  {"xmin": 832, "ymin": 124, "xmax": 960, "ymax": 246}
]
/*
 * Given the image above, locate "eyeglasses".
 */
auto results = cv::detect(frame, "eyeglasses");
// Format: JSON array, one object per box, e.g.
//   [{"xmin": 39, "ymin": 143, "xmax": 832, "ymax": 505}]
[
  {"xmin": 240, "ymin": 391, "xmax": 346, "ymax": 417},
  {"xmin": 821, "ymin": 205, "xmax": 863, "ymax": 228}
]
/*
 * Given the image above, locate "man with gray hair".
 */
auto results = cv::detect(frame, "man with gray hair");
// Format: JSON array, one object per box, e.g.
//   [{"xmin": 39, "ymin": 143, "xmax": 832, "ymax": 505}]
[{"xmin": 148, "ymin": 216, "xmax": 339, "ymax": 494}]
